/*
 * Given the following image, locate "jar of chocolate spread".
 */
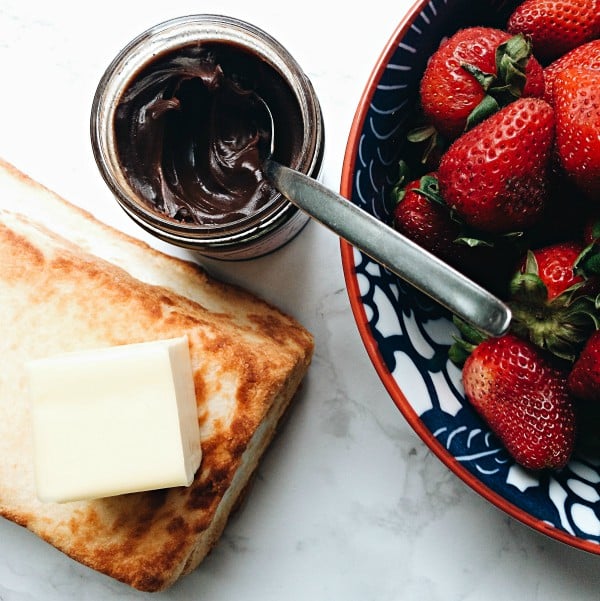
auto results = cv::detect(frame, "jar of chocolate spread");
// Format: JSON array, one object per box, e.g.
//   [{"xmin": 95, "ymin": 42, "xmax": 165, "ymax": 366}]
[{"xmin": 90, "ymin": 15, "xmax": 325, "ymax": 259}]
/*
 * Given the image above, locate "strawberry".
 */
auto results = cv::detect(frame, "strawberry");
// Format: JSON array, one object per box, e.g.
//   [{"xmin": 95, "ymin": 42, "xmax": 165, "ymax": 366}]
[
  {"xmin": 568, "ymin": 330, "xmax": 600, "ymax": 402},
  {"xmin": 437, "ymin": 97, "xmax": 555, "ymax": 233},
  {"xmin": 462, "ymin": 333, "xmax": 576, "ymax": 470},
  {"xmin": 507, "ymin": 0, "xmax": 600, "ymax": 64},
  {"xmin": 419, "ymin": 27, "xmax": 545, "ymax": 140},
  {"xmin": 543, "ymin": 39, "xmax": 600, "ymax": 105},
  {"xmin": 391, "ymin": 167, "xmax": 522, "ymax": 295},
  {"xmin": 462, "ymin": 334, "xmax": 575, "ymax": 470},
  {"xmin": 391, "ymin": 172, "xmax": 463, "ymax": 264},
  {"xmin": 508, "ymin": 241, "xmax": 600, "ymax": 361},
  {"xmin": 552, "ymin": 66, "xmax": 600, "ymax": 199},
  {"xmin": 518, "ymin": 241, "xmax": 585, "ymax": 301}
]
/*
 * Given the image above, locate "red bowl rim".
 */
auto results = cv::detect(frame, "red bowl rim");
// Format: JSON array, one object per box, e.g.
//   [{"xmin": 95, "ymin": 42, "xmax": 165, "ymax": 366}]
[{"xmin": 339, "ymin": 0, "xmax": 600, "ymax": 555}]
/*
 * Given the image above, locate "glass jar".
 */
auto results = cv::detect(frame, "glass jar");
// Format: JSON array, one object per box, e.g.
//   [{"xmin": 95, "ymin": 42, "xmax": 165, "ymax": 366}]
[{"xmin": 90, "ymin": 14, "xmax": 325, "ymax": 260}]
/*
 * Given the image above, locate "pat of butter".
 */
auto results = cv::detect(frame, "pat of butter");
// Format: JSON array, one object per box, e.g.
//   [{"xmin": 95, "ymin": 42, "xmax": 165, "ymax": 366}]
[{"xmin": 26, "ymin": 336, "xmax": 202, "ymax": 503}]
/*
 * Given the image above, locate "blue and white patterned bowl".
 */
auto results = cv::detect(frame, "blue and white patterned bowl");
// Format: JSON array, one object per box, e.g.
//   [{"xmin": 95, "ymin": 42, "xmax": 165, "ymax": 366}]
[{"xmin": 340, "ymin": 0, "xmax": 600, "ymax": 552}]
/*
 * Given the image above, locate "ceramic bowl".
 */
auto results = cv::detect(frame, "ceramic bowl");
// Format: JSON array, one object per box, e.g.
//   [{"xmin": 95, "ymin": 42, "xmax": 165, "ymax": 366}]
[{"xmin": 340, "ymin": 0, "xmax": 600, "ymax": 553}]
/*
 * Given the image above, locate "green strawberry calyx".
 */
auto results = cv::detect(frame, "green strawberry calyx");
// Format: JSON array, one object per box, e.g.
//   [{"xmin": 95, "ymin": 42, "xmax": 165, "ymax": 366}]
[
  {"xmin": 575, "ymin": 240, "xmax": 600, "ymax": 277},
  {"xmin": 389, "ymin": 160, "xmax": 411, "ymax": 204},
  {"xmin": 508, "ymin": 249, "xmax": 600, "ymax": 363},
  {"xmin": 390, "ymin": 161, "xmax": 445, "ymax": 206},
  {"xmin": 462, "ymin": 33, "xmax": 533, "ymax": 131},
  {"xmin": 448, "ymin": 315, "xmax": 488, "ymax": 367},
  {"xmin": 406, "ymin": 124, "xmax": 446, "ymax": 166}
]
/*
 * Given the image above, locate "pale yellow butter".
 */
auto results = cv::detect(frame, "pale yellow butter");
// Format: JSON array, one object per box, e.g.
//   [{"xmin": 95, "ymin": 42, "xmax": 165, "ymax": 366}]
[{"xmin": 26, "ymin": 335, "xmax": 201, "ymax": 503}]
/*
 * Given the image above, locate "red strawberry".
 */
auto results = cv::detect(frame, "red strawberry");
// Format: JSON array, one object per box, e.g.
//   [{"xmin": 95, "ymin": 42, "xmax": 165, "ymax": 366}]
[
  {"xmin": 520, "ymin": 241, "xmax": 585, "ymax": 301},
  {"xmin": 419, "ymin": 27, "xmax": 545, "ymax": 140},
  {"xmin": 568, "ymin": 330, "xmax": 600, "ymax": 401},
  {"xmin": 552, "ymin": 66, "xmax": 600, "ymax": 199},
  {"xmin": 437, "ymin": 97, "xmax": 555, "ymax": 233},
  {"xmin": 462, "ymin": 333, "xmax": 576, "ymax": 470},
  {"xmin": 543, "ymin": 39, "xmax": 600, "ymax": 104},
  {"xmin": 507, "ymin": 0, "xmax": 600, "ymax": 64},
  {"xmin": 508, "ymin": 241, "xmax": 600, "ymax": 362},
  {"xmin": 391, "ymin": 170, "xmax": 521, "ymax": 295},
  {"xmin": 392, "ymin": 173, "xmax": 463, "ymax": 263}
]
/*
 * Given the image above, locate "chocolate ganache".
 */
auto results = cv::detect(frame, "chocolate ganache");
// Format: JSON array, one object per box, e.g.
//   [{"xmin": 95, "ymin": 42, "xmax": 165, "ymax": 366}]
[{"xmin": 114, "ymin": 43, "xmax": 303, "ymax": 225}]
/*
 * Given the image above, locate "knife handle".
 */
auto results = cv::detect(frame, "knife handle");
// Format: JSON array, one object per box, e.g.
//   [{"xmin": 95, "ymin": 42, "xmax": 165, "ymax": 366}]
[{"xmin": 265, "ymin": 159, "xmax": 511, "ymax": 338}]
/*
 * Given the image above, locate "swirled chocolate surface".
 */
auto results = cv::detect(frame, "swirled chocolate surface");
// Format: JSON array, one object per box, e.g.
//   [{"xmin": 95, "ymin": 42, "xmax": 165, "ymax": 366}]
[{"xmin": 114, "ymin": 43, "xmax": 303, "ymax": 225}]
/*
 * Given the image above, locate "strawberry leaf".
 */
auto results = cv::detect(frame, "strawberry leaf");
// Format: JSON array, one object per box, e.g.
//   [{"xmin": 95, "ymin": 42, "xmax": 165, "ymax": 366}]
[
  {"xmin": 453, "ymin": 315, "xmax": 488, "ymax": 345},
  {"xmin": 406, "ymin": 125, "xmax": 437, "ymax": 144},
  {"xmin": 508, "ymin": 251, "xmax": 547, "ymax": 303},
  {"xmin": 406, "ymin": 124, "xmax": 445, "ymax": 165},
  {"xmin": 524, "ymin": 249, "xmax": 539, "ymax": 275},
  {"xmin": 461, "ymin": 63, "xmax": 496, "ymax": 91},
  {"xmin": 494, "ymin": 34, "xmax": 530, "ymax": 99},
  {"xmin": 465, "ymin": 94, "xmax": 501, "ymax": 131},
  {"xmin": 454, "ymin": 235, "xmax": 494, "ymax": 248},
  {"xmin": 575, "ymin": 241, "xmax": 600, "ymax": 277},
  {"xmin": 413, "ymin": 174, "xmax": 445, "ymax": 206},
  {"xmin": 390, "ymin": 161, "xmax": 412, "ymax": 204},
  {"xmin": 509, "ymin": 272, "xmax": 548, "ymax": 304},
  {"xmin": 448, "ymin": 340, "xmax": 473, "ymax": 367},
  {"xmin": 448, "ymin": 316, "xmax": 487, "ymax": 367}
]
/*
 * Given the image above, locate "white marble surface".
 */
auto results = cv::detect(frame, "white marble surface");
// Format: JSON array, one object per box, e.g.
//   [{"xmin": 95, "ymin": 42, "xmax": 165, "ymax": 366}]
[{"xmin": 1, "ymin": 0, "xmax": 600, "ymax": 598}]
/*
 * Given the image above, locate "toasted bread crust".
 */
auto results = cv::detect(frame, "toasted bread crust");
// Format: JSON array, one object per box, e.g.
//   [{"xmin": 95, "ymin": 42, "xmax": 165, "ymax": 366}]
[{"xmin": 0, "ymin": 159, "xmax": 313, "ymax": 591}]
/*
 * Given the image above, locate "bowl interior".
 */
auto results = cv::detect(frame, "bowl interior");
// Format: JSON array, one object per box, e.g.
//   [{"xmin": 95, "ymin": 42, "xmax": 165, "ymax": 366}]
[{"xmin": 341, "ymin": 0, "xmax": 600, "ymax": 552}]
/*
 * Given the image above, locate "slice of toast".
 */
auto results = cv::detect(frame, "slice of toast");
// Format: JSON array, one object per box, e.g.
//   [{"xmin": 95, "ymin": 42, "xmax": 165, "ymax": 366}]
[{"xmin": 0, "ymin": 158, "xmax": 313, "ymax": 592}]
